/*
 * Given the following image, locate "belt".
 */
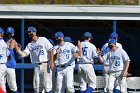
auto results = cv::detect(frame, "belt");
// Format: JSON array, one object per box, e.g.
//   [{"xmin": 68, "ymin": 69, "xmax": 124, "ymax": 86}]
[
  {"xmin": 35, "ymin": 61, "xmax": 48, "ymax": 65},
  {"xmin": 56, "ymin": 64, "xmax": 71, "ymax": 68},
  {"xmin": 78, "ymin": 62, "xmax": 92, "ymax": 64},
  {"xmin": 0, "ymin": 63, "xmax": 6, "ymax": 64}
]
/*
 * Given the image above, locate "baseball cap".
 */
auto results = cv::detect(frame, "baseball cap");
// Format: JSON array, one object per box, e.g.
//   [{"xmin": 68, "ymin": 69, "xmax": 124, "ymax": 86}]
[
  {"xmin": 83, "ymin": 32, "xmax": 93, "ymax": 38},
  {"xmin": 0, "ymin": 27, "xmax": 4, "ymax": 34},
  {"xmin": 55, "ymin": 32, "xmax": 64, "ymax": 38},
  {"xmin": 110, "ymin": 32, "xmax": 118, "ymax": 38},
  {"xmin": 6, "ymin": 27, "xmax": 15, "ymax": 34},
  {"xmin": 108, "ymin": 38, "xmax": 116, "ymax": 44},
  {"xmin": 27, "ymin": 26, "xmax": 37, "ymax": 32},
  {"xmin": 64, "ymin": 36, "xmax": 73, "ymax": 42}
]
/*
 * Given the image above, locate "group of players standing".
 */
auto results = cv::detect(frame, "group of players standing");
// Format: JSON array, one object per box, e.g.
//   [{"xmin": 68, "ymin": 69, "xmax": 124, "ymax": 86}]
[{"xmin": 0, "ymin": 26, "xmax": 130, "ymax": 93}]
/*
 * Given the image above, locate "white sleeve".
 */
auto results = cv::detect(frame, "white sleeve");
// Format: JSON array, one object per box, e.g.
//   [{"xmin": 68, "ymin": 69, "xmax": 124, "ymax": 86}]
[
  {"xmin": 92, "ymin": 45, "xmax": 98, "ymax": 58},
  {"xmin": 23, "ymin": 45, "xmax": 30, "ymax": 57},
  {"xmin": 122, "ymin": 49, "xmax": 130, "ymax": 63},
  {"xmin": 71, "ymin": 44, "xmax": 76, "ymax": 53},
  {"xmin": 103, "ymin": 52, "xmax": 109, "ymax": 62},
  {"xmin": 117, "ymin": 43, "xmax": 123, "ymax": 49},
  {"xmin": 44, "ymin": 38, "xmax": 53, "ymax": 51},
  {"xmin": 6, "ymin": 48, "xmax": 10, "ymax": 56}
]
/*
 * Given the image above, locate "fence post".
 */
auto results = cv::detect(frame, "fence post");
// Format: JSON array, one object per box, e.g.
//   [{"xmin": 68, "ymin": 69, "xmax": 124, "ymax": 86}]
[
  {"xmin": 113, "ymin": 20, "xmax": 116, "ymax": 32},
  {"xmin": 21, "ymin": 19, "xmax": 25, "ymax": 93}
]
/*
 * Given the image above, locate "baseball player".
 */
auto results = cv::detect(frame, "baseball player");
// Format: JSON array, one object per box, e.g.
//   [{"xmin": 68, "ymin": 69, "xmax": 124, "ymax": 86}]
[
  {"xmin": 101, "ymin": 32, "xmax": 122, "ymax": 93},
  {"xmin": 77, "ymin": 32, "xmax": 97, "ymax": 93},
  {"xmin": 53, "ymin": 32, "xmax": 81, "ymax": 93},
  {"xmin": 97, "ymin": 38, "xmax": 130, "ymax": 93},
  {"xmin": 3, "ymin": 27, "xmax": 19, "ymax": 93},
  {"xmin": 0, "ymin": 27, "xmax": 10, "ymax": 93},
  {"xmin": 15, "ymin": 26, "xmax": 54, "ymax": 93}
]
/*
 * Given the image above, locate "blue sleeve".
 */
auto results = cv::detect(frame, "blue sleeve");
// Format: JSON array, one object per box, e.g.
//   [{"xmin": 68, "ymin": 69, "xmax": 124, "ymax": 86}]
[{"xmin": 14, "ymin": 49, "xmax": 22, "ymax": 60}]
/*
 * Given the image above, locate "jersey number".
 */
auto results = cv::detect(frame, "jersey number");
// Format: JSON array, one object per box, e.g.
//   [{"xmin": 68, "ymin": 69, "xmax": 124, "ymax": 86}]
[
  {"xmin": 82, "ymin": 47, "xmax": 88, "ymax": 56},
  {"xmin": 39, "ymin": 50, "xmax": 44, "ymax": 55},
  {"xmin": 115, "ymin": 61, "xmax": 120, "ymax": 67},
  {"xmin": 66, "ymin": 54, "xmax": 70, "ymax": 59}
]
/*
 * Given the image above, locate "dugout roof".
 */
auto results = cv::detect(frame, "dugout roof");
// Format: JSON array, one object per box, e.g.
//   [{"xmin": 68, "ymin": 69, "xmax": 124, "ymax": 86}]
[{"xmin": 0, "ymin": 4, "xmax": 140, "ymax": 20}]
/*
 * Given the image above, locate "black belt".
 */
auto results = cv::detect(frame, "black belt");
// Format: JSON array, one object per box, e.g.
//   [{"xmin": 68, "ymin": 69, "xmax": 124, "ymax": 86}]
[
  {"xmin": 36, "ymin": 61, "xmax": 48, "ymax": 65},
  {"xmin": 56, "ymin": 64, "xmax": 71, "ymax": 68},
  {"xmin": 0, "ymin": 63, "xmax": 6, "ymax": 64},
  {"xmin": 78, "ymin": 63, "xmax": 92, "ymax": 64}
]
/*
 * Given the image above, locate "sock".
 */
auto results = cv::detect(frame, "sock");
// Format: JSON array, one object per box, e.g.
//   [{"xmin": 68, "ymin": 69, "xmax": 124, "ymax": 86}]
[
  {"xmin": 85, "ymin": 86, "xmax": 94, "ymax": 93},
  {"xmin": 45, "ymin": 90, "xmax": 52, "ymax": 93},
  {"xmin": 14, "ymin": 90, "xmax": 19, "ymax": 93},
  {"xmin": 80, "ymin": 90, "xmax": 85, "ymax": 93},
  {"xmin": 113, "ymin": 88, "xmax": 121, "ymax": 93}
]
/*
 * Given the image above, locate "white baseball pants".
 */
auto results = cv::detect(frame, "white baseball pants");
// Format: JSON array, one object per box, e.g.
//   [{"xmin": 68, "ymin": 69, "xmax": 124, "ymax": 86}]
[
  {"xmin": 55, "ymin": 66, "xmax": 75, "ymax": 93},
  {"xmin": 108, "ymin": 71, "xmax": 127, "ymax": 93},
  {"xmin": 33, "ymin": 63, "xmax": 52, "ymax": 93},
  {"xmin": 78, "ymin": 64, "xmax": 96, "ymax": 91}
]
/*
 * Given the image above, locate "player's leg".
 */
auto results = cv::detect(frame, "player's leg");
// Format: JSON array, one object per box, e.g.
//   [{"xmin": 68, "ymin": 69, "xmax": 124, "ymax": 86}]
[
  {"xmin": 0, "ymin": 64, "xmax": 7, "ymax": 93},
  {"xmin": 113, "ymin": 80, "xmax": 120, "ymax": 93},
  {"xmin": 33, "ymin": 66, "xmax": 41, "ymax": 93},
  {"xmin": 55, "ymin": 68, "xmax": 64, "ymax": 93},
  {"xmin": 42, "ymin": 63, "xmax": 52, "ymax": 93},
  {"xmin": 65, "ymin": 66, "xmax": 75, "ymax": 93},
  {"xmin": 6, "ymin": 68, "xmax": 18, "ymax": 93},
  {"xmin": 84, "ymin": 64, "xmax": 96, "ymax": 93},
  {"xmin": 118, "ymin": 74, "xmax": 127, "ymax": 93},
  {"xmin": 108, "ymin": 73, "xmax": 116, "ymax": 93},
  {"xmin": 78, "ymin": 65, "xmax": 87, "ymax": 93},
  {"xmin": 103, "ymin": 66, "xmax": 110, "ymax": 93},
  {"xmin": 61, "ymin": 78, "xmax": 66, "ymax": 93}
]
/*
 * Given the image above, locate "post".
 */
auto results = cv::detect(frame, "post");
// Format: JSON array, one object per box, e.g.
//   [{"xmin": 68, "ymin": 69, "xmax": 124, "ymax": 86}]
[
  {"xmin": 113, "ymin": 20, "xmax": 116, "ymax": 32},
  {"xmin": 21, "ymin": 19, "xmax": 25, "ymax": 93}
]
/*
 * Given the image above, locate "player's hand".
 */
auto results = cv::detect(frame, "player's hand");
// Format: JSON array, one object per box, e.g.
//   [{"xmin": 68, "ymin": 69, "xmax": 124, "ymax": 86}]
[
  {"xmin": 96, "ymin": 48, "xmax": 101, "ymax": 56},
  {"xmin": 15, "ymin": 43, "xmax": 21, "ymax": 51},
  {"xmin": 56, "ymin": 47, "xmax": 61, "ymax": 54},
  {"xmin": 50, "ymin": 63, "xmax": 55, "ymax": 70},
  {"xmin": 123, "ymin": 70, "xmax": 128, "ymax": 77},
  {"xmin": 9, "ymin": 39, "xmax": 16, "ymax": 49}
]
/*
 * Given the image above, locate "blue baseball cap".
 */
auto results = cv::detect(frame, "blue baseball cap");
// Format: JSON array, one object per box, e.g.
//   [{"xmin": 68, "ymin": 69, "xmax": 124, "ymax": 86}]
[
  {"xmin": 27, "ymin": 26, "xmax": 37, "ymax": 32},
  {"xmin": 64, "ymin": 36, "xmax": 73, "ymax": 42},
  {"xmin": 110, "ymin": 32, "xmax": 118, "ymax": 38},
  {"xmin": 49, "ymin": 39, "xmax": 55, "ymax": 46},
  {"xmin": 83, "ymin": 32, "xmax": 93, "ymax": 38},
  {"xmin": 6, "ymin": 27, "xmax": 15, "ymax": 34},
  {"xmin": 55, "ymin": 32, "xmax": 64, "ymax": 37},
  {"xmin": 108, "ymin": 38, "xmax": 116, "ymax": 44},
  {"xmin": 0, "ymin": 27, "xmax": 4, "ymax": 34}
]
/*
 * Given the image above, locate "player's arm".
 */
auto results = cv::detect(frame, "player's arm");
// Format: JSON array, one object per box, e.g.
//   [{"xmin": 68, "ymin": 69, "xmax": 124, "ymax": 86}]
[
  {"xmin": 96, "ymin": 48, "xmax": 104, "ymax": 63},
  {"xmin": 15, "ymin": 44, "xmax": 28, "ymax": 58},
  {"xmin": 49, "ymin": 49, "xmax": 54, "ymax": 70},
  {"xmin": 74, "ymin": 40, "xmax": 82, "ymax": 58},
  {"xmin": 54, "ymin": 47, "xmax": 60, "ymax": 61},
  {"xmin": 122, "ymin": 49, "xmax": 130, "ymax": 77}
]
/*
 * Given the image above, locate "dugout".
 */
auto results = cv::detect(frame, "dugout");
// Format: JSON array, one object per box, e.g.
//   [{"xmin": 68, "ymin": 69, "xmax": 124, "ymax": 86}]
[{"xmin": 0, "ymin": 4, "xmax": 140, "ymax": 93}]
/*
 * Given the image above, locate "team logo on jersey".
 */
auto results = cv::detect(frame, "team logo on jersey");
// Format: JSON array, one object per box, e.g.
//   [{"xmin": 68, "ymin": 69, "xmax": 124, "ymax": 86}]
[{"xmin": 60, "ymin": 49, "xmax": 70, "ymax": 54}]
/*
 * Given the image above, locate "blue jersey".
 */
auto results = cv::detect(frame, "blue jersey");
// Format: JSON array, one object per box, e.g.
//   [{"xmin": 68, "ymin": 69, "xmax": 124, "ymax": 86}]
[
  {"xmin": 6, "ymin": 48, "xmax": 16, "ymax": 68},
  {"xmin": 5, "ymin": 38, "xmax": 17, "ymax": 68}
]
